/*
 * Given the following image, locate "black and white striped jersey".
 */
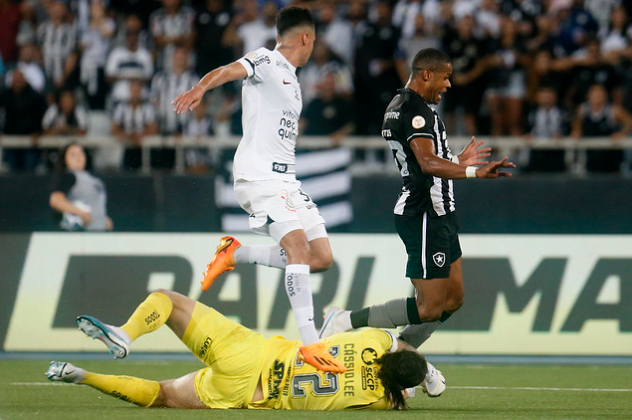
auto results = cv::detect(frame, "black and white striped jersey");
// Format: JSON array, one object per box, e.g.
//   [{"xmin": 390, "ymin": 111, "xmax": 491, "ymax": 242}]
[
  {"xmin": 150, "ymin": 70, "xmax": 198, "ymax": 134},
  {"xmin": 149, "ymin": 6, "xmax": 195, "ymax": 71},
  {"xmin": 382, "ymin": 88, "xmax": 456, "ymax": 217},
  {"xmin": 37, "ymin": 22, "xmax": 76, "ymax": 82},
  {"xmin": 113, "ymin": 101, "xmax": 156, "ymax": 134}
]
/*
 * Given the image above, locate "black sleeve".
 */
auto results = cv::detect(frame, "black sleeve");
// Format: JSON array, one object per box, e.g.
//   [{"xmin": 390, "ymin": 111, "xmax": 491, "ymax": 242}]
[
  {"xmin": 53, "ymin": 173, "xmax": 76, "ymax": 195},
  {"xmin": 401, "ymin": 103, "xmax": 436, "ymax": 144}
]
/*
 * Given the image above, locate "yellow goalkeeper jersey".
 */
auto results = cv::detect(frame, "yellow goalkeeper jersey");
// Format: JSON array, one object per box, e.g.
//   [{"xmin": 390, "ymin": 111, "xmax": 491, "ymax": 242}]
[{"xmin": 248, "ymin": 329, "xmax": 398, "ymax": 410}]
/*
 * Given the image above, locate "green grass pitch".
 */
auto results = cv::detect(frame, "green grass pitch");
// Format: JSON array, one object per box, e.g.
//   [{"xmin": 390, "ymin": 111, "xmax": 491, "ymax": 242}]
[{"xmin": 1, "ymin": 359, "xmax": 631, "ymax": 419}]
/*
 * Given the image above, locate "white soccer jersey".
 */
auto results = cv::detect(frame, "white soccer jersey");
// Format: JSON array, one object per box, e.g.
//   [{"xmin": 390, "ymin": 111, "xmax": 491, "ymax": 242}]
[{"xmin": 234, "ymin": 48, "xmax": 303, "ymax": 181}]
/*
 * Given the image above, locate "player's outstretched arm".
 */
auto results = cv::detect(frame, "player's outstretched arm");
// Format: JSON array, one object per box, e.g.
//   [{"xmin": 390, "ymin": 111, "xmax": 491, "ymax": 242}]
[
  {"xmin": 172, "ymin": 62, "xmax": 248, "ymax": 114},
  {"xmin": 475, "ymin": 157, "xmax": 516, "ymax": 178},
  {"xmin": 411, "ymin": 137, "xmax": 515, "ymax": 179}
]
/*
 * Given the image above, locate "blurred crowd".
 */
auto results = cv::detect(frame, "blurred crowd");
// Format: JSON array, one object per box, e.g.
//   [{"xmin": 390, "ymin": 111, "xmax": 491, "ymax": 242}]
[{"xmin": 0, "ymin": 0, "xmax": 631, "ymax": 173}]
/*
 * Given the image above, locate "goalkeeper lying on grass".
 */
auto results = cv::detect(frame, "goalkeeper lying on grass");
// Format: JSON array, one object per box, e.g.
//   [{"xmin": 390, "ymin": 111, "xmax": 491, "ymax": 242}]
[{"xmin": 46, "ymin": 289, "xmax": 445, "ymax": 410}]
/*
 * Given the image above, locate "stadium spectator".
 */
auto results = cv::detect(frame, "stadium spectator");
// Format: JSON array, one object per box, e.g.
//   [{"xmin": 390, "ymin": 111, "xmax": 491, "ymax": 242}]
[
  {"xmin": 193, "ymin": 0, "xmax": 234, "ymax": 77},
  {"xmin": 599, "ymin": 6, "xmax": 631, "ymax": 57},
  {"xmin": 183, "ymin": 98, "xmax": 214, "ymax": 172},
  {"xmin": 111, "ymin": 79, "xmax": 158, "ymax": 171},
  {"xmin": 298, "ymin": 41, "xmax": 353, "ymax": 106},
  {"xmin": 149, "ymin": 0, "xmax": 195, "ymax": 72},
  {"xmin": 315, "ymin": 1, "xmax": 354, "ymax": 66},
  {"xmin": 393, "ymin": 0, "xmax": 443, "ymax": 41},
  {"xmin": 0, "ymin": 0, "xmax": 21, "ymax": 64},
  {"xmin": 42, "ymin": 89, "xmax": 88, "ymax": 136},
  {"xmin": 234, "ymin": 0, "xmax": 278, "ymax": 56},
  {"xmin": 79, "ymin": 0, "xmax": 115, "ymax": 110},
  {"xmin": 0, "ymin": 68, "xmax": 47, "ymax": 171},
  {"xmin": 150, "ymin": 46, "xmax": 198, "ymax": 135},
  {"xmin": 398, "ymin": 13, "xmax": 441, "ymax": 74},
  {"xmin": 9, "ymin": 43, "xmax": 45, "ymax": 93},
  {"xmin": 486, "ymin": 17, "xmax": 529, "ymax": 136},
  {"xmin": 48, "ymin": 289, "xmax": 430, "ymax": 410},
  {"xmin": 568, "ymin": 37, "xmax": 622, "ymax": 108},
  {"xmin": 353, "ymin": 0, "xmax": 401, "ymax": 136},
  {"xmin": 105, "ymin": 15, "xmax": 153, "ymax": 103},
  {"xmin": 37, "ymin": 1, "xmax": 78, "ymax": 93},
  {"xmin": 553, "ymin": 0, "xmax": 599, "ymax": 57},
  {"xmin": 571, "ymin": 84, "xmax": 632, "ymax": 173},
  {"xmin": 585, "ymin": 0, "xmax": 621, "ymax": 31},
  {"xmin": 300, "ymin": 72, "xmax": 355, "ymax": 146},
  {"xmin": 441, "ymin": 14, "xmax": 488, "ymax": 136},
  {"xmin": 49, "ymin": 142, "xmax": 113, "ymax": 231},
  {"xmin": 524, "ymin": 85, "xmax": 570, "ymax": 172}
]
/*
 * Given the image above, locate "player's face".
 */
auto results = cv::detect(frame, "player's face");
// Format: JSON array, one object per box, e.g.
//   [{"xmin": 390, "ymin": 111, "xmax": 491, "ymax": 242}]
[
  {"xmin": 428, "ymin": 63, "xmax": 452, "ymax": 105},
  {"xmin": 65, "ymin": 144, "xmax": 86, "ymax": 171}
]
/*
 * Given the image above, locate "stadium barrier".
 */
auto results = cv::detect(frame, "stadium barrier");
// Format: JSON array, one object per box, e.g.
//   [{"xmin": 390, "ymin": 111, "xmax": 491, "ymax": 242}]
[
  {"xmin": 0, "ymin": 135, "xmax": 631, "ymax": 175},
  {"xmin": 1, "ymin": 233, "xmax": 630, "ymax": 356}
]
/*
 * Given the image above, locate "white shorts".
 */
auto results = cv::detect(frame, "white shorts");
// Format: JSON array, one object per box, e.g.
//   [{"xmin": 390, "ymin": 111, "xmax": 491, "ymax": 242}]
[{"xmin": 234, "ymin": 179, "xmax": 327, "ymax": 243}]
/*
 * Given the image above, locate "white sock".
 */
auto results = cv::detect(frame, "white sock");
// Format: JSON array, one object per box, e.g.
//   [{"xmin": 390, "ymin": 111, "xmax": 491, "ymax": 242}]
[
  {"xmin": 233, "ymin": 245, "xmax": 287, "ymax": 269},
  {"xmin": 285, "ymin": 264, "xmax": 319, "ymax": 344}
]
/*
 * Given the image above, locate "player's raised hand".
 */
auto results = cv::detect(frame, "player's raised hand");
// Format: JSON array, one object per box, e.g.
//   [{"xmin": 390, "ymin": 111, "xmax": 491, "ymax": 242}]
[
  {"xmin": 172, "ymin": 85, "xmax": 205, "ymax": 114},
  {"xmin": 458, "ymin": 136, "xmax": 491, "ymax": 166},
  {"xmin": 475, "ymin": 157, "xmax": 516, "ymax": 178}
]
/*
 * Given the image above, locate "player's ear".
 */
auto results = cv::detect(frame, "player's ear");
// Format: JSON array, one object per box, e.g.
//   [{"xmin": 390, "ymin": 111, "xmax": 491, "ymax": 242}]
[{"xmin": 422, "ymin": 69, "xmax": 432, "ymax": 82}]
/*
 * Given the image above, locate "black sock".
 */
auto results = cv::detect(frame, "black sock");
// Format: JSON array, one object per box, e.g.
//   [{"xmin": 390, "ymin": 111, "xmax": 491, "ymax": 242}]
[
  {"xmin": 406, "ymin": 297, "xmax": 422, "ymax": 324},
  {"xmin": 350, "ymin": 308, "xmax": 370, "ymax": 328}
]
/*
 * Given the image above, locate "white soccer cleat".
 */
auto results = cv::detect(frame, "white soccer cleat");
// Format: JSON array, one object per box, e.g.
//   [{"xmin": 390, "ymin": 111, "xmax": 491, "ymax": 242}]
[
  {"xmin": 421, "ymin": 361, "xmax": 446, "ymax": 397},
  {"xmin": 46, "ymin": 361, "xmax": 84, "ymax": 383},
  {"xmin": 77, "ymin": 315, "xmax": 131, "ymax": 359},
  {"xmin": 318, "ymin": 306, "xmax": 349, "ymax": 339}
]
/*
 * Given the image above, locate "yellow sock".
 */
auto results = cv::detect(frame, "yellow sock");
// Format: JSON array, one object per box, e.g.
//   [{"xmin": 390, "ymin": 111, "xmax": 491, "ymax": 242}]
[
  {"xmin": 80, "ymin": 372, "xmax": 161, "ymax": 407},
  {"xmin": 120, "ymin": 292, "xmax": 173, "ymax": 341}
]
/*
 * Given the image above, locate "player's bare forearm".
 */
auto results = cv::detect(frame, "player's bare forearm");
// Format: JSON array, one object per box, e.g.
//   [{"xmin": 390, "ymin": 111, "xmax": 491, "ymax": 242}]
[
  {"xmin": 411, "ymin": 137, "xmax": 471, "ymax": 179},
  {"xmin": 412, "ymin": 137, "xmax": 515, "ymax": 179}
]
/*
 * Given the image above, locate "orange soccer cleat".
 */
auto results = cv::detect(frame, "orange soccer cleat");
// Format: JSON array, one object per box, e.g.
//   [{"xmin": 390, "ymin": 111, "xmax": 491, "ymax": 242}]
[
  {"xmin": 201, "ymin": 236, "xmax": 241, "ymax": 291},
  {"xmin": 299, "ymin": 342, "xmax": 347, "ymax": 373}
]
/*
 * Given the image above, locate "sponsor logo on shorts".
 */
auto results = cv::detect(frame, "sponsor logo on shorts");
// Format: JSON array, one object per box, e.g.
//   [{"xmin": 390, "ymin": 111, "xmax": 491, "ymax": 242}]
[
  {"xmin": 361, "ymin": 347, "xmax": 378, "ymax": 365},
  {"xmin": 272, "ymin": 162, "xmax": 289, "ymax": 173},
  {"xmin": 267, "ymin": 359, "xmax": 285, "ymax": 400},
  {"xmin": 433, "ymin": 252, "xmax": 446, "ymax": 267},
  {"xmin": 198, "ymin": 336, "xmax": 213, "ymax": 358},
  {"xmin": 281, "ymin": 195, "xmax": 296, "ymax": 212}
]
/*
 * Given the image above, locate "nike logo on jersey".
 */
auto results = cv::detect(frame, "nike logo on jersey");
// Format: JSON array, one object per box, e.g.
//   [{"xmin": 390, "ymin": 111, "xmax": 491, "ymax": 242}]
[{"xmin": 283, "ymin": 80, "xmax": 292, "ymax": 85}]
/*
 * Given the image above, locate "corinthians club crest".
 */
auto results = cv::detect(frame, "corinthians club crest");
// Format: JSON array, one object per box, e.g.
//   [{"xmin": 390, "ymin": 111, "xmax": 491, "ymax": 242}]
[{"xmin": 433, "ymin": 252, "xmax": 446, "ymax": 267}]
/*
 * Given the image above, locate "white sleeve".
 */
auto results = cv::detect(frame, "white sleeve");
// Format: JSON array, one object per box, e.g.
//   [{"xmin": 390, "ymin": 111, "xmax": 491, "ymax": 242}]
[
  {"xmin": 105, "ymin": 48, "xmax": 120, "ymax": 77},
  {"xmin": 113, "ymin": 104, "xmax": 124, "ymax": 124},
  {"xmin": 385, "ymin": 330, "xmax": 398, "ymax": 353},
  {"xmin": 75, "ymin": 106, "xmax": 88, "ymax": 130},
  {"xmin": 236, "ymin": 47, "xmax": 272, "ymax": 82},
  {"xmin": 42, "ymin": 106, "xmax": 57, "ymax": 130}
]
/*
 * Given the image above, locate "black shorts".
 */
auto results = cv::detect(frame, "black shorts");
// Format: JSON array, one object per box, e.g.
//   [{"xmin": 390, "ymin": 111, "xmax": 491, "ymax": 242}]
[{"xmin": 394, "ymin": 211, "xmax": 462, "ymax": 280}]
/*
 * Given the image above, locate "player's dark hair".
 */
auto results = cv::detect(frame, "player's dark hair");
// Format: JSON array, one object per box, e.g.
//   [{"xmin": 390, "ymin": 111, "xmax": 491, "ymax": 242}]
[
  {"xmin": 411, "ymin": 48, "xmax": 451, "ymax": 77},
  {"xmin": 276, "ymin": 6, "xmax": 314, "ymax": 37},
  {"xmin": 376, "ymin": 350, "xmax": 427, "ymax": 410},
  {"xmin": 55, "ymin": 141, "xmax": 90, "ymax": 173}
]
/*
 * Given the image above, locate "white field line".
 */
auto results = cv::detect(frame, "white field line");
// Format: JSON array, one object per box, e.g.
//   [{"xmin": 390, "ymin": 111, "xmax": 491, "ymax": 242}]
[
  {"xmin": 10, "ymin": 383, "xmax": 632, "ymax": 392},
  {"xmin": 449, "ymin": 386, "xmax": 632, "ymax": 392}
]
